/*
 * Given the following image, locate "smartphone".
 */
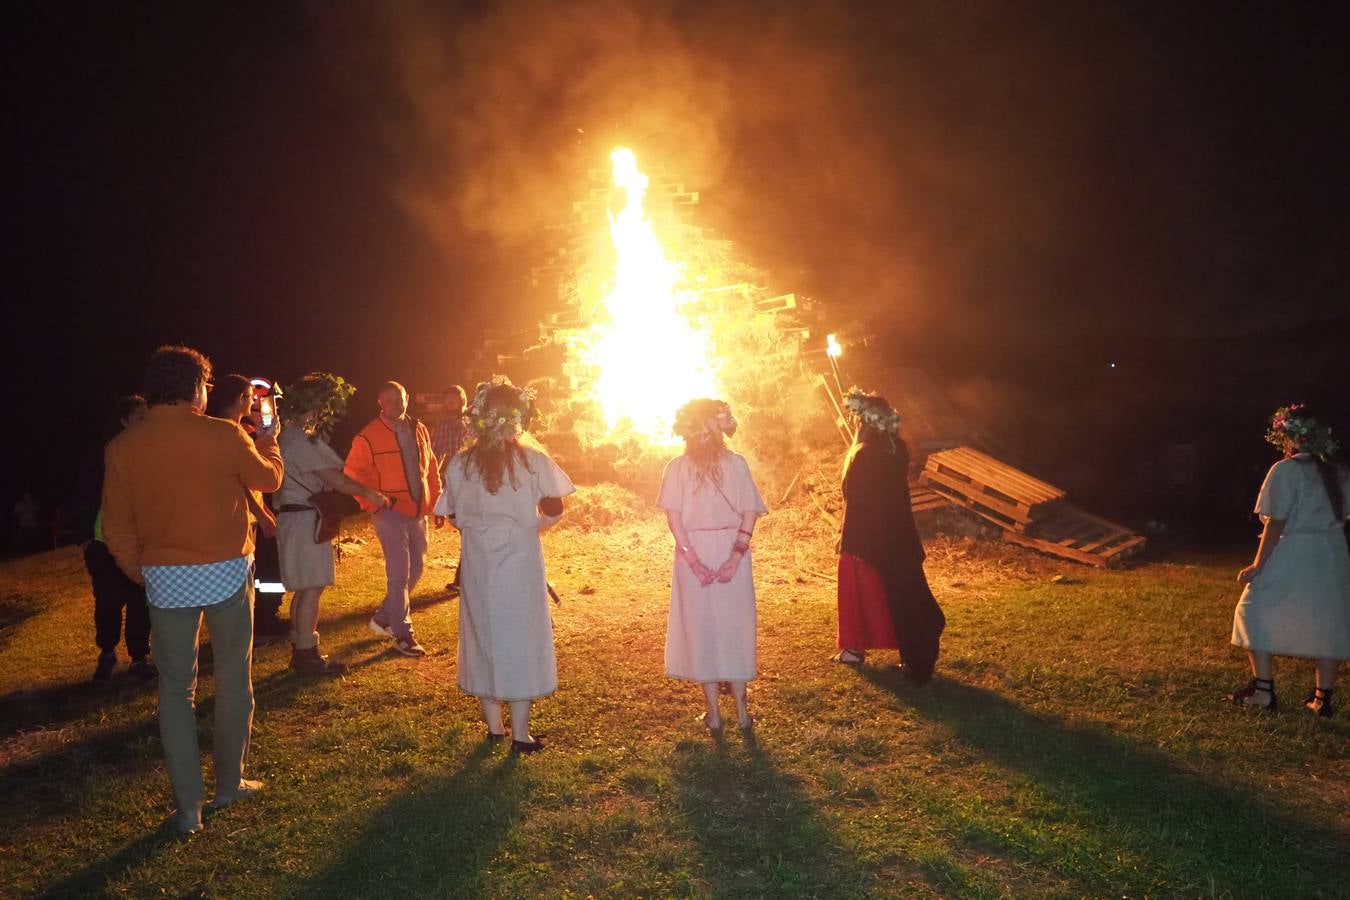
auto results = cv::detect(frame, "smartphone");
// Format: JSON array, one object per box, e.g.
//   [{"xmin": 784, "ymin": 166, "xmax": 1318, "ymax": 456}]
[{"xmin": 259, "ymin": 396, "xmax": 275, "ymax": 429}]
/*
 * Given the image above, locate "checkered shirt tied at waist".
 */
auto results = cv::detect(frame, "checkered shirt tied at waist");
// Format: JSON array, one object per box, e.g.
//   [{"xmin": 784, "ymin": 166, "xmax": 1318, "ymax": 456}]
[{"xmin": 142, "ymin": 555, "xmax": 252, "ymax": 609}]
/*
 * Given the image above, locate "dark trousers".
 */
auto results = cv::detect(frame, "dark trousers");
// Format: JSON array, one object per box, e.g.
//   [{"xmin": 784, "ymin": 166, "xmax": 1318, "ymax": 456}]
[
  {"xmin": 252, "ymin": 527, "xmax": 285, "ymax": 624},
  {"xmin": 85, "ymin": 540, "xmax": 151, "ymax": 658}
]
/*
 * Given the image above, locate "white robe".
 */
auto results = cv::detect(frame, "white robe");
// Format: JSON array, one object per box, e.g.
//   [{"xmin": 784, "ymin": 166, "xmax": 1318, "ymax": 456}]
[
  {"xmin": 657, "ymin": 451, "xmax": 767, "ymax": 682},
  {"xmin": 1232, "ymin": 456, "xmax": 1350, "ymax": 660},
  {"xmin": 435, "ymin": 444, "xmax": 575, "ymax": 700}
]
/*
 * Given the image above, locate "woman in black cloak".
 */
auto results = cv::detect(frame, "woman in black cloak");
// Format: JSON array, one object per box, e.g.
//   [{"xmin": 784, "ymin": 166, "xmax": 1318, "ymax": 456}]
[{"xmin": 834, "ymin": 389, "xmax": 945, "ymax": 683}]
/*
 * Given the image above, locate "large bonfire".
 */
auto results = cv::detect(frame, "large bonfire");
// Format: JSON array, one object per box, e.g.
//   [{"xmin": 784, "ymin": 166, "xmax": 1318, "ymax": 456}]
[
  {"xmin": 545, "ymin": 147, "xmax": 832, "ymax": 488},
  {"xmin": 580, "ymin": 149, "xmax": 719, "ymax": 444}
]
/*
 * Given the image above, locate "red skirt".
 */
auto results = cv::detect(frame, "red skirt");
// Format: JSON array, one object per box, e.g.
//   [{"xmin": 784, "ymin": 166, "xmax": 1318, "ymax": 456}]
[{"xmin": 837, "ymin": 553, "xmax": 899, "ymax": 650}]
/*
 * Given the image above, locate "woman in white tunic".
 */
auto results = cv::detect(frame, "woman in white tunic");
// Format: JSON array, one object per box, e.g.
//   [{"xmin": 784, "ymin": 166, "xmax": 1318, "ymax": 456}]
[
  {"xmin": 434, "ymin": 377, "xmax": 574, "ymax": 752},
  {"xmin": 1230, "ymin": 405, "xmax": 1350, "ymax": 717},
  {"xmin": 658, "ymin": 399, "xmax": 767, "ymax": 733}
]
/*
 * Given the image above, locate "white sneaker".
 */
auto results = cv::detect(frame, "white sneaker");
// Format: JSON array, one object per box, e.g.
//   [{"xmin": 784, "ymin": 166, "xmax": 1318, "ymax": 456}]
[{"xmin": 368, "ymin": 617, "xmax": 394, "ymax": 638}]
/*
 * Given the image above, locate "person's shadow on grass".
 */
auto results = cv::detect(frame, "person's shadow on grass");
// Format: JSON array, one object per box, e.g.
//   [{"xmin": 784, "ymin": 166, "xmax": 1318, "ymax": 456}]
[
  {"xmin": 289, "ymin": 741, "xmax": 524, "ymax": 898},
  {"xmin": 668, "ymin": 735, "xmax": 874, "ymax": 897},
  {"xmin": 859, "ymin": 667, "xmax": 1350, "ymax": 896}
]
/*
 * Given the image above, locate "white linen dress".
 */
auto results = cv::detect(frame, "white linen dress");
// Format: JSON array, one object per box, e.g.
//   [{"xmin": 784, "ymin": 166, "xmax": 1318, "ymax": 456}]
[
  {"xmin": 658, "ymin": 451, "xmax": 767, "ymax": 683},
  {"xmin": 1231, "ymin": 455, "xmax": 1350, "ymax": 659},
  {"xmin": 434, "ymin": 444, "xmax": 575, "ymax": 701}
]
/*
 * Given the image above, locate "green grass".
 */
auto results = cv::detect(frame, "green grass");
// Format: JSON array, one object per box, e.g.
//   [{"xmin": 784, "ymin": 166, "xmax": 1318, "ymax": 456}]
[{"xmin": 1, "ymin": 504, "xmax": 1347, "ymax": 898}]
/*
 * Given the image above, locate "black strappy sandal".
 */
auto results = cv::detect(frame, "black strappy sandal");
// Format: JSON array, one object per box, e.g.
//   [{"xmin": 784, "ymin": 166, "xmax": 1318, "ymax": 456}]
[
  {"xmin": 1227, "ymin": 676, "xmax": 1278, "ymax": 711},
  {"xmin": 1304, "ymin": 687, "xmax": 1336, "ymax": 718}
]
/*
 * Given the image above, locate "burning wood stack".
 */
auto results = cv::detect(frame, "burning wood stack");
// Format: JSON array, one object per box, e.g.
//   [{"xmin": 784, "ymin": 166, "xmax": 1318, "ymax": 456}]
[{"xmin": 515, "ymin": 149, "xmax": 828, "ymax": 485}]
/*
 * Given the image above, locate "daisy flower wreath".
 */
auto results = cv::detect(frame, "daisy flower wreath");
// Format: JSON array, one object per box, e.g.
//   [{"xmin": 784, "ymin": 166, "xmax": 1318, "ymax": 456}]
[
  {"xmin": 843, "ymin": 387, "xmax": 901, "ymax": 435},
  {"xmin": 673, "ymin": 399, "xmax": 737, "ymax": 443},
  {"xmin": 467, "ymin": 375, "xmax": 541, "ymax": 448}
]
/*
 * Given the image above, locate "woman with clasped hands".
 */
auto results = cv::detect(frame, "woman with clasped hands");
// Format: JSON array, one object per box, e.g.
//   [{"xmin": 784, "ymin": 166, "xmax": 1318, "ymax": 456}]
[{"xmin": 658, "ymin": 399, "xmax": 767, "ymax": 735}]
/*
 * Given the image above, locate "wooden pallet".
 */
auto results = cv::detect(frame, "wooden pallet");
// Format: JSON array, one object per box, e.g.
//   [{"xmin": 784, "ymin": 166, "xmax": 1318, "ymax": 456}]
[
  {"xmin": 909, "ymin": 484, "xmax": 949, "ymax": 516},
  {"xmin": 1002, "ymin": 504, "xmax": 1147, "ymax": 568},
  {"xmin": 919, "ymin": 447, "xmax": 1066, "ymax": 532}
]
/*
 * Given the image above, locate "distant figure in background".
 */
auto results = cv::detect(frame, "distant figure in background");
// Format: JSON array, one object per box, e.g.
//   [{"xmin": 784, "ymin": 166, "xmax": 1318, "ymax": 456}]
[
  {"xmin": 431, "ymin": 384, "xmax": 469, "ymax": 596},
  {"xmin": 1229, "ymin": 405, "xmax": 1350, "ymax": 717},
  {"xmin": 74, "ymin": 394, "xmax": 154, "ymax": 682},
  {"xmin": 834, "ymin": 389, "xmax": 945, "ymax": 684},
  {"xmin": 102, "ymin": 345, "xmax": 284, "ymax": 834},
  {"xmin": 207, "ymin": 375, "xmax": 288, "ymax": 644},
  {"xmin": 658, "ymin": 399, "xmax": 766, "ymax": 735},
  {"xmin": 12, "ymin": 490, "xmax": 41, "ymax": 555},
  {"xmin": 435, "ymin": 376, "xmax": 572, "ymax": 752},
  {"xmin": 346, "ymin": 380, "xmax": 443, "ymax": 657},
  {"xmin": 275, "ymin": 373, "xmax": 388, "ymax": 676},
  {"xmin": 431, "ymin": 385, "xmax": 469, "ymax": 470}
]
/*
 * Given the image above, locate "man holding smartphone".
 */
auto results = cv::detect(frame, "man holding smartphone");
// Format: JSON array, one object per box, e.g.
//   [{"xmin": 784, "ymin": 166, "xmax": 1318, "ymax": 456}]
[{"xmin": 102, "ymin": 345, "xmax": 285, "ymax": 834}]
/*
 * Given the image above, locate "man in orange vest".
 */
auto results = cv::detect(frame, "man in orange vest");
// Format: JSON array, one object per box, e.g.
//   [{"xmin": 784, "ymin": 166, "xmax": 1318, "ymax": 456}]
[{"xmin": 345, "ymin": 381, "xmax": 443, "ymax": 657}]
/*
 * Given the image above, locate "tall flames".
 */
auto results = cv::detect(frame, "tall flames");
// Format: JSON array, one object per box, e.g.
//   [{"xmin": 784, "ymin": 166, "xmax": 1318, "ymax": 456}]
[{"xmin": 580, "ymin": 148, "xmax": 720, "ymax": 444}]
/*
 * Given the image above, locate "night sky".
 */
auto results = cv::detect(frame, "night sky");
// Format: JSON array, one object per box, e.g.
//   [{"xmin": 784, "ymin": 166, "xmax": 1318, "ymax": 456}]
[{"xmin": 6, "ymin": 1, "xmax": 1348, "ymax": 515}]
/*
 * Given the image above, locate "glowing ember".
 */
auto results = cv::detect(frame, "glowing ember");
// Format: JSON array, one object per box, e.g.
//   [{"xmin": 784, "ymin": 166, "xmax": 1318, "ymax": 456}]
[
  {"xmin": 583, "ymin": 147, "xmax": 719, "ymax": 443},
  {"xmin": 826, "ymin": 333, "xmax": 843, "ymax": 358}
]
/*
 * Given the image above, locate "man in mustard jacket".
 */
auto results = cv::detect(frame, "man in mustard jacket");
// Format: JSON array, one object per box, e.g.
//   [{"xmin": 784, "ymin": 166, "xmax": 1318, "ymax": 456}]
[
  {"xmin": 345, "ymin": 381, "xmax": 443, "ymax": 657},
  {"xmin": 102, "ymin": 346, "xmax": 285, "ymax": 835}
]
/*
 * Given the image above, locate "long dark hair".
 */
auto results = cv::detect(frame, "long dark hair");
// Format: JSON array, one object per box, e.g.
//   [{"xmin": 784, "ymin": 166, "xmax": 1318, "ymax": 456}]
[
  {"xmin": 1278, "ymin": 406, "xmax": 1346, "ymax": 521},
  {"xmin": 1311, "ymin": 457, "xmax": 1346, "ymax": 521},
  {"xmin": 844, "ymin": 395, "xmax": 908, "ymax": 473},
  {"xmin": 461, "ymin": 384, "xmax": 536, "ymax": 494}
]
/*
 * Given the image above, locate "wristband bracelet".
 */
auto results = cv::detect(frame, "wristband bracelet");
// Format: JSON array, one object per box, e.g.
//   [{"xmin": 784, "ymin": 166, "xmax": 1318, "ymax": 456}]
[{"xmin": 737, "ymin": 528, "xmax": 753, "ymax": 537}]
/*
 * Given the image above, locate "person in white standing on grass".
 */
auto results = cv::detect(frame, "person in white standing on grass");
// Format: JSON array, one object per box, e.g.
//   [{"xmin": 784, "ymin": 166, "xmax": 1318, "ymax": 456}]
[
  {"xmin": 658, "ymin": 398, "xmax": 767, "ymax": 734},
  {"xmin": 1228, "ymin": 404, "xmax": 1350, "ymax": 717},
  {"xmin": 434, "ymin": 376, "xmax": 574, "ymax": 753}
]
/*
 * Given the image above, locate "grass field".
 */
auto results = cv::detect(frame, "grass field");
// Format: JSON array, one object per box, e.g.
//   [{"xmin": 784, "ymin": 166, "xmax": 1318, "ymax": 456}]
[{"xmin": 1, "ymin": 489, "xmax": 1347, "ymax": 898}]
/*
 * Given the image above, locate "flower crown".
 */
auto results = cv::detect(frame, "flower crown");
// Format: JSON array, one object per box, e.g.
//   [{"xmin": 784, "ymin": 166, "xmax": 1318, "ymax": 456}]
[
  {"xmin": 467, "ymin": 375, "xmax": 540, "ymax": 448},
  {"xmin": 1266, "ymin": 404, "xmax": 1339, "ymax": 459},
  {"xmin": 673, "ymin": 399, "xmax": 737, "ymax": 443},
  {"xmin": 844, "ymin": 387, "xmax": 901, "ymax": 435}
]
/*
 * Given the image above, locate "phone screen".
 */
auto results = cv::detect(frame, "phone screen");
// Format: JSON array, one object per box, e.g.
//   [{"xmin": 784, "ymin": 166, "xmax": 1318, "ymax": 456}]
[{"xmin": 259, "ymin": 397, "xmax": 275, "ymax": 428}]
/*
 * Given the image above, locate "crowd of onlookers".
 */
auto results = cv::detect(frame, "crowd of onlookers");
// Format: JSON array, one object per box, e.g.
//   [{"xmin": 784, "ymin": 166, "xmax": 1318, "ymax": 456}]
[{"xmin": 13, "ymin": 341, "xmax": 1349, "ymax": 839}]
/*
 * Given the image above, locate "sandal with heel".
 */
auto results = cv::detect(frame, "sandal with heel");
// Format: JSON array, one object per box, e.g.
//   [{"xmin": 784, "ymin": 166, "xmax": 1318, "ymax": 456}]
[
  {"xmin": 1304, "ymin": 687, "xmax": 1335, "ymax": 718},
  {"xmin": 1227, "ymin": 676, "xmax": 1277, "ymax": 712}
]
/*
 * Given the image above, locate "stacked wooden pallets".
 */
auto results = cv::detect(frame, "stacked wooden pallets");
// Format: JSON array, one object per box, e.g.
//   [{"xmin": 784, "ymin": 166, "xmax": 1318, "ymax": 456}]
[
  {"xmin": 1001, "ymin": 507, "xmax": 1147, "ymax": 568},
  {"xmin": 919, "ymin": 446, "xmax": 1145, "ymax": 568},
  {"xmin": 919, "ymin": 447, "xmax": 1065, "ymax": 533}
]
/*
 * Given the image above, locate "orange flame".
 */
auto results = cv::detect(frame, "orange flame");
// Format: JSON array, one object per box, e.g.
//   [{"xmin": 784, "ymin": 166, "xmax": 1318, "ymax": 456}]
[{"xmin": 581, "ymin": 148, "xmax": 719, "ymax": 443}]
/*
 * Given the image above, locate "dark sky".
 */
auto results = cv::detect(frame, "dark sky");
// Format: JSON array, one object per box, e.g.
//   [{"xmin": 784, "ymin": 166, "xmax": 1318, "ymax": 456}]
[{"xmin": 5, "ymin": 0, "xmax": 1349, "ymax": 505}]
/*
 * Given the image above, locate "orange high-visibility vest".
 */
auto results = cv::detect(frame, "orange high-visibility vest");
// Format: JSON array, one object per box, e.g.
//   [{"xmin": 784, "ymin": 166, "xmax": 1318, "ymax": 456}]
[{"xmin": 345, "ymin": 416, "xmax": 443, "ymax": 518}]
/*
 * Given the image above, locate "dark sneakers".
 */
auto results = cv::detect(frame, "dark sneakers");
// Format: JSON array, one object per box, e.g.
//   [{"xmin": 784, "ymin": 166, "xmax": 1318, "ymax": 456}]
[
  {"xmin": 290, "ymin": 646, "xmax": 347, "ymax": 677},
  {"xmin": 128, "ymin": 658, "xmax": 158, "ymax": 680},
  {"xmin": 93, "ymin": 651, "xmax": 117, "ymax": 682}
]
